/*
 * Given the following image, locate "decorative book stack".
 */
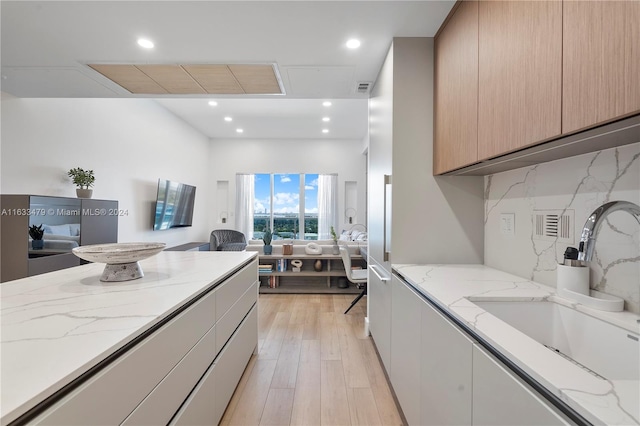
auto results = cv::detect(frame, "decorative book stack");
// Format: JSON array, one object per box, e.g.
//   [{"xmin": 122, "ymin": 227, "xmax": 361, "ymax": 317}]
[
  {"xmin": 276, "ymin": 259, "xmax": 288, "ymax": 272},
  {"xmin": 259, "ymin": 264, "xmax": 273, "ymax": 274},
  {"xmin": 259, "ymin": 264, "xmax": 278, "ymax": 288},
  {"xmin": 268, "ymin": 275, "xmax": 278, "ymax": 288}
]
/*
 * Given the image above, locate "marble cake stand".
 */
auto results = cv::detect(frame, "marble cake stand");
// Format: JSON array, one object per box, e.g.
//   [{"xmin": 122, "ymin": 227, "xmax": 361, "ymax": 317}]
[{"xmin": 72, "ymin": 242, "xmax": 166, "ymax": 282}]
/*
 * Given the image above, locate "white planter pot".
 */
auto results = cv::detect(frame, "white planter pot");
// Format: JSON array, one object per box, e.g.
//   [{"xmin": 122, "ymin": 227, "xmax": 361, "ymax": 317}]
[{"xmin": 76, "ymin": 188, "xmax": 93, "ymax": 198}]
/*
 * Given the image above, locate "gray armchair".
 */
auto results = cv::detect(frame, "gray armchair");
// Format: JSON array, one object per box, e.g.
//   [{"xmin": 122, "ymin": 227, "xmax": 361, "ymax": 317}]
[{"xmin": 210, "ymin": 229, "xmax": 247, "ymax": 251}]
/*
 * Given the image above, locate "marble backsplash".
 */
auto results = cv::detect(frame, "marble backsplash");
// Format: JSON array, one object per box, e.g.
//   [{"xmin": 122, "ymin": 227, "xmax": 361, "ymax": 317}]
[{"xmin": 484, "ymin": 142, "xmax": 640, "ymax": 313}]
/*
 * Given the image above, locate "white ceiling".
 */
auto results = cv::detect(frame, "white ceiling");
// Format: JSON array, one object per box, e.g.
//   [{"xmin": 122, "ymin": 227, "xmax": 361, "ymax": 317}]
[{"xmin": 1, "ymin": 1, "xmax": 455, "ymax": 140}]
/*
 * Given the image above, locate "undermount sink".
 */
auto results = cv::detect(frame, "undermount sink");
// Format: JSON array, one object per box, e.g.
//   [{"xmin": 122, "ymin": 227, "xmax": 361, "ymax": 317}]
[{"xmin": 472, "ymin": 300, "xmax": 639, "ymax": 381}]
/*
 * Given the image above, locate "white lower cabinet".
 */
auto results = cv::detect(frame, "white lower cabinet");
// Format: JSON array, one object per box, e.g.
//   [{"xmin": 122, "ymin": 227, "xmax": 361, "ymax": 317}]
[
  {"xmin": 122, "ymin": 324, "xmax": 218, "ymax": 425},
  {"xmin": 390, "ymin": 274, "xmax": 575, "ymax": 426},
  {"xmin": 171, "ymin": 305, "xmax": 258, "ymax": 426},
  {"xmin": 214, "ymin": 306, "xmax": 258, "ymax": 420},
  {"xmin": 472, "ymin": 345, "xmax": 572, "ymax": 426},
  {"xmin": 390, "ymin": 276, "xmax": 422, "ymax": 425},
  {"xmin": 368, "ymin": 264, "xmax": 392, "ymax": 372},
  {"xmin": 420, "ymin": 292, "xmax": 474, "ymax": 426}
]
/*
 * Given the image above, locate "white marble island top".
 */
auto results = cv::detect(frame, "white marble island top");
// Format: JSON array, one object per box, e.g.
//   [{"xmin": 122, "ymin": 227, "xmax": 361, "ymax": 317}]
[
  {"xmin": 393, "ymin": 264, "xmax": 640, "ymax": 426},
  {"xmin": 1, "ymin": 250, "xmax": 257, "ymax": 425}
]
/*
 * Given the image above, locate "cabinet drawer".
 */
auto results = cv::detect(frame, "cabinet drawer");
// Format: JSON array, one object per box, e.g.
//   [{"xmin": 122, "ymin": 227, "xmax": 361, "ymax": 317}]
[
  {"xmin": 121, "ymin": 325, "xmax": 217, "ymax": 426},
  {"xmin": 33, "ymin": 287, "xmax": 217, "ymax": 425},
  {"xmin": 216, "ymin": 258, "xmax": 257, "ymax": 322},
  {"xmin": 171, "ymin": 305, "xmax": 258, "ymax": 426},
  {"xmin": 216, "ymin": 280, "xmax": 257, "ymax": 354},
  {"xmin": 472, "ymin": 345, "xmax": 572, "ymax": 425},
  {"xmin": 215, "ymin": 304, "xmax": 258, "ymax": 421}
]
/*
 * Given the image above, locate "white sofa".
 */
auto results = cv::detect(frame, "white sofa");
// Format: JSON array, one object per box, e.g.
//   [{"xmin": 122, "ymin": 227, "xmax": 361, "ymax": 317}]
[{"xmin": 31, "ymin": 223, "xmax": 81, "ymax": 250}]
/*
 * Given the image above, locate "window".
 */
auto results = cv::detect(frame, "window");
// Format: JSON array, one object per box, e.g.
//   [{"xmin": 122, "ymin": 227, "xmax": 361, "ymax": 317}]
[{"xmin": 252, "ymin": 173, "xmax": 333, "ymax": 240}]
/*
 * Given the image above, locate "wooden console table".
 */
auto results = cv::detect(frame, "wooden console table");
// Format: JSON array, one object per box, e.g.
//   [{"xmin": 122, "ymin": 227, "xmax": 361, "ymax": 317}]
[{"xmin": 257, "ymin": 253, "xmax": 365, "ymax": 294}]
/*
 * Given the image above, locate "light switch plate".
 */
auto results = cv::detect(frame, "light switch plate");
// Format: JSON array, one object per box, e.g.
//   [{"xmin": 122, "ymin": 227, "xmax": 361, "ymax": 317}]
[{"xmin": 500, "ymin": 213, "xmax": 515, "ymax": 237}]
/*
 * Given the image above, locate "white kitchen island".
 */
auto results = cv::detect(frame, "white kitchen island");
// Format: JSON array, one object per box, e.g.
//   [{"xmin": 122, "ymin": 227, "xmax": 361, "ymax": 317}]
[{"xmin": 1, "ymin": 250, "xmax": 258, "ymax": 426}]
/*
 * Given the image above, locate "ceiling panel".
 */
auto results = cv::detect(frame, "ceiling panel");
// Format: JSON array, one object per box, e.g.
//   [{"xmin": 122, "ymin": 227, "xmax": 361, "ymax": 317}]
[
  {"xmin": 136, "ymin": 65, "xmax": 206, "ymax": 95},
  {"xmin": 228, "ymin": 64, "xmax": 283, "ymax": 95},
  {"xmin": 182, "ymin": 65, "xmax": 244, "ymax": 94},
  {"xmin": 86, "ymin": 63, "xmax": 283, "ymax": 95},
  {"xmin": 88, "ymin": 64, "xmax": 168, "ymax": 94}
]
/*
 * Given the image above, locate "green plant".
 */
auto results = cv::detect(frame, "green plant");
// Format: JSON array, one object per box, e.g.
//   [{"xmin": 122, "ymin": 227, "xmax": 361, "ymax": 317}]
[
  {"xmin": 29, "ymin": 224, "xmax": 44, "ymax": 240},
  {"xmin": 330, "ymin": 226, "xmax": 338, "ymax": 243},
  {"xmin": 262, "ymin": 229, "xmax": 272, "ymax": 245},
  {"xmin": 67, "ymin": 167, "xmax": 95, "ymax": 189}
]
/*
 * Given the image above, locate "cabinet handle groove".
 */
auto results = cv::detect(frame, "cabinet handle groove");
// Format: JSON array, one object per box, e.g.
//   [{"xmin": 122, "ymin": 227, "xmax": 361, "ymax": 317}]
[{"xmin": 370, "ymin": 265, "xmax": 390, "ymax": 282}]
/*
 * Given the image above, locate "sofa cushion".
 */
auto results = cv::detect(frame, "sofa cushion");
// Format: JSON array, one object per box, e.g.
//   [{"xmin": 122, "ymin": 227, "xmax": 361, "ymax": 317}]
[{"xmin": 43, "ymin": 224, "xmax": 72, "ymax": 236}]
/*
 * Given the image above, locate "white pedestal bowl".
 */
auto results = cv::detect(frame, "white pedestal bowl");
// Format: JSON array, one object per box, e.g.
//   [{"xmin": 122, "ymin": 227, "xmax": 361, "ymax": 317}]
[{"xmin": 72, "ymin": 242, "xmax": 166, "ymax": 282}]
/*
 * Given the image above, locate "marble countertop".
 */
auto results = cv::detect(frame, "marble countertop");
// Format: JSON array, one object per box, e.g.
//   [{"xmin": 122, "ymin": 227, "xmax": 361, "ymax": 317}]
[
  {"xmin": 393, "ymin": 264, "xmax": 640, "ymax": 426},
  {"xmin": 1, "ymin": 250, "xmax": 257, "ymax": 425}
]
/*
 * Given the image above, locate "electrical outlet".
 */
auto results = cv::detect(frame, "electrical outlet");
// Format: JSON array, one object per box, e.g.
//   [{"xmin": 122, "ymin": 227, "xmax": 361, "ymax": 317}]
[{"xmin": 500, "ymin": 213, "xmax": 515, "ymax": 237}]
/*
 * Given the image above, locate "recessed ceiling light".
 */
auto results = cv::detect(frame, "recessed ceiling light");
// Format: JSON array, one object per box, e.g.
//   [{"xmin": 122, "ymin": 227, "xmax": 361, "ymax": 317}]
[
  {"xmin": 208, "ymin": 101, "xmax": 218, "ymax": 107},
  {"xmin": 236, "ymin": 128, "xmax": 244, "ymax": 133},
  {"xmin": 224, "ymin": 117, "xmax": 233, "ymax": 122},
  {"xmin": 137, "ymin": 38, "xmax": 154, "ymax": 49},
  {"xmin": 346, "ymin": 39, "xmax": 361, "ymax": 49},
  {"xmin": 322, "ymin": 129, "xmax": 329, "ymax": 134},
  {"xmin": 323, "ymin": 101, "xmax": 332, "ymax": 107},
  {"xmin": 322, "ymin": 117, "xmax": 331, "ymax": 122}
]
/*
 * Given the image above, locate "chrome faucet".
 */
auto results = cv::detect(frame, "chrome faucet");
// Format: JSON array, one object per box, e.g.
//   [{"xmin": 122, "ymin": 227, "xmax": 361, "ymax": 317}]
[{"xmin": 578, "ymin": 201, "xmax": 640, "ymax": 262}]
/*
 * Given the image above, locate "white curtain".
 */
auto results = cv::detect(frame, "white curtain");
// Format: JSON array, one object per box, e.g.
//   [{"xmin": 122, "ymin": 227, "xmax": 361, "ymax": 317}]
[
  {"xmin": 317, "ymin": 174, "xmax": 338, "ymax": 240},
  {"xmin": 235, "ymin": 174, "xmax": 254, "ymax": 240}
]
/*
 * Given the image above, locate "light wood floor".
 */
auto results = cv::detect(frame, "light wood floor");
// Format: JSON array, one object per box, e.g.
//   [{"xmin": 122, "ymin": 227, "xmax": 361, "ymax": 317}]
[{"xmin": 220, "ymin": 294, "xmax": 404, "ymax": 426}]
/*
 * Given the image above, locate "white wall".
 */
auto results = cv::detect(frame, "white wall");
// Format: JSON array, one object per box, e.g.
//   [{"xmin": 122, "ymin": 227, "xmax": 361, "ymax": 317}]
[
  {"xmin": 485, "ymin": 142, "xmax": 640, "ymax": 313},
  {"xmin": 1, "ymin": 98, "xmax": 212, "ymax": 247},
  {"xmin": 207, "ymin": 138, "xmax": 367, "ymax": 235},
  {"xmin": 391, "ymin": 37, "xmax": 484, "ymax": 265},
  {"xmin": 368, "ymin": 38, "xmax": 484, "ymax": 269}
]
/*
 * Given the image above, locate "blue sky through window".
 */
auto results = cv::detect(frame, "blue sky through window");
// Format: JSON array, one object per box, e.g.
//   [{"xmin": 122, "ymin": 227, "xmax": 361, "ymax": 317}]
[
  {"xmin": 274, "ymin": 173, "xmax": 300, "ymax": 214},
  {"xmin": 254, "ymin": 174, "xmax": 318, "ymax": 214},
  {"xmin": 254, "ymin": 174, "xmax": 271, "ymax": 215}
]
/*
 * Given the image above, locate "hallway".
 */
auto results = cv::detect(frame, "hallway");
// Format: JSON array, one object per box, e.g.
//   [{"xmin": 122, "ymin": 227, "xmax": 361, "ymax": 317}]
[{"xmin": 220, "ymin": 294, "xmax": 404, "ymax": 426}]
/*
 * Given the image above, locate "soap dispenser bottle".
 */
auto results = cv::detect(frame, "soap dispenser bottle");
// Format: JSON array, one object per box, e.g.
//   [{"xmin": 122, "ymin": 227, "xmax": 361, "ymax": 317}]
[{"xmin": 557, "ymin": 246, "xmax": 589, "ymax": 296}]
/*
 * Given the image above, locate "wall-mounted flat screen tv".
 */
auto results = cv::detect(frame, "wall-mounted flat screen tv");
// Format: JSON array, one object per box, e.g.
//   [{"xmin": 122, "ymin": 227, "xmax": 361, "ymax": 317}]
[{"xmin": 153, "ymin": 179, "xmax": 196, "ymax": 231}]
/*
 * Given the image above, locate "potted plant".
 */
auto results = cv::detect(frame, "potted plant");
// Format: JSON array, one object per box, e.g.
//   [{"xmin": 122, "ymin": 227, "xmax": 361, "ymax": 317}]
[
  {"xmin": 330, "ymin": 226, "xmax": 340, "ymax": 255},
  {"xmin": 67, "ymin": 167, "xmax": 95, "ymax": 198},
  {"xmin": 262, "ymin": 228, "xmax": 273, "ymax": 255},
  {"xmin": 29, "ymin": 224, "xmax": 44, "ymax": 250}
]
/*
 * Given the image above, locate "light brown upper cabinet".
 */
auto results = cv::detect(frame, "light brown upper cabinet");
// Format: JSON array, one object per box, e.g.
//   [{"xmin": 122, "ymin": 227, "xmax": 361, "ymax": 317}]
[
  {"xmin": 434, "ymin": 0, "xmax": 638, "ymax": 175},
  {"xmin": 477, "ymin": 0, "xmax": 562, "ymax": 161},
  {"xmin": 434, "ymin": 0, "xmax": 479, "ymax": 175},
  {"xmin": 563, "ymin": 1, "xmax": 640, "ymax": 134}
]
